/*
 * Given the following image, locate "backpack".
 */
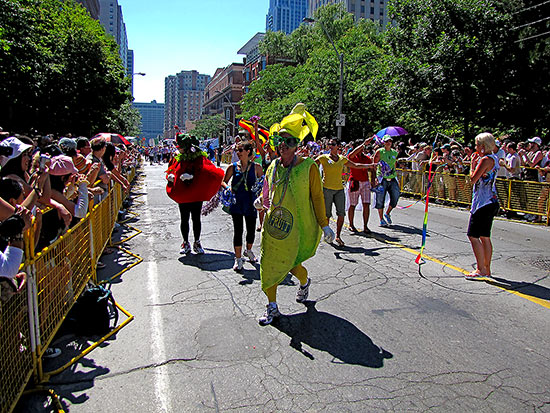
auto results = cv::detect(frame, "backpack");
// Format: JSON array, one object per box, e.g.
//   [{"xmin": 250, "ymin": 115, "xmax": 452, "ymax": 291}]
[{"xmin": 66, "ymin": 283, "xmax": 119, "ymax": 336}]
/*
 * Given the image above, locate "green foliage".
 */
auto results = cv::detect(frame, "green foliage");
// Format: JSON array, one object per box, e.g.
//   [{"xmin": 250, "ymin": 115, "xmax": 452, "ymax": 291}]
[
  {"xmin": 246, "ymin": 1, "xmax": 550, "ymax": 144},
  {"xmin": 192, "ymin": 114, "xmax": 226, "ymax": 139},
  {"xmin": 0, "ymin": 0, "xmax": 132, "ymax": 136},
  {"xmin": 105, "ymin": 100, "xmax": 141, "ymax": 136}
]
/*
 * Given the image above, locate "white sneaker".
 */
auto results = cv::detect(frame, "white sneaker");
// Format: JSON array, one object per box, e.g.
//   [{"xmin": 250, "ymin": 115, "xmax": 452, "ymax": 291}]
[
  {"xmin": 296, "ymin": 278, "xmax": 311, "ymax": 303},
  {"xmin": 233, "ymin": 257, "xmax": 244, "ymax": 271},
  {"xmin": 258, "ymin": 303, "xmax": 280, "ymax": 326},
  {"xmin": 180, "ymin": 241, "xmax": 191, "ymax": 254},
  {"xmin": 193, "ymin": 240, "xmax": 204, "ymax": 254},
  {"xmin": 243, "ymin": 249, "xmax": 257, "ymax": 263}
]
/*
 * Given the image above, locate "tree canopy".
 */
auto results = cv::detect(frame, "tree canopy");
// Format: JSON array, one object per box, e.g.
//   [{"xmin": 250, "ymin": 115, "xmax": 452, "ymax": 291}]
[
  {"xmin": 242, "ymin": 1, "xmax": 550, "ymax": 142},
  {"xmin": 0, "ymin": 0, "xmax": 139, "ymax": 136}
]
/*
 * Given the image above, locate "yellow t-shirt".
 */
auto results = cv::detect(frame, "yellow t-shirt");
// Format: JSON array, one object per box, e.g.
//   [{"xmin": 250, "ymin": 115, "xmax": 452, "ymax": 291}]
[{"xmin": 316, "ymin": 154, "xmax": 347, "ymax": 190}]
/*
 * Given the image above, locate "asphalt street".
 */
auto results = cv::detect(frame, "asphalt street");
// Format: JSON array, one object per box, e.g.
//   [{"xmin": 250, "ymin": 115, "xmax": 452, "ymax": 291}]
[{"xmin": 20, "ymin": 162, "xmax": 550, "ymax": 412}]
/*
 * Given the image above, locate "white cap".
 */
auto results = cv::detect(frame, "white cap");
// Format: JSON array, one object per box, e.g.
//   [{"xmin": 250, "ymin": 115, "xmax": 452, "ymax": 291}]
[
  {"xmin": 528, "ymin": 137, "xmax": 542, "ymax": 146},
  {"xmin": 0, "ymin": 137, "xmax": 33, "ymax": 167}
]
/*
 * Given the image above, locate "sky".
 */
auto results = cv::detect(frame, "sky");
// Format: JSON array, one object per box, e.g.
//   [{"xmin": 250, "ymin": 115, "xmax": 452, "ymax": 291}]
[{"xmin": 120, "ymin": 0, "xmax": 269, "ymax": 103}]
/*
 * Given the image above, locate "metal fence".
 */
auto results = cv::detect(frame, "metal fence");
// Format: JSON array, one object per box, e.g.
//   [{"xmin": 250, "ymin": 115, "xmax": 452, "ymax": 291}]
[
  {"xmin": 397, "ymin": 167, "xmax": 550, "ymax": 224},
  {"xmin": 0, "ymin": 166, "xmax": 137, "ymax": 413}
]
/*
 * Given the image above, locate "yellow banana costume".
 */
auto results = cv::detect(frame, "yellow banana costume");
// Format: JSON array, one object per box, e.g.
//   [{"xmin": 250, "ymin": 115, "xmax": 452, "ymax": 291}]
[{"xmin": 260, "ymin": 104, "xmax": 326, "ymax": 292}]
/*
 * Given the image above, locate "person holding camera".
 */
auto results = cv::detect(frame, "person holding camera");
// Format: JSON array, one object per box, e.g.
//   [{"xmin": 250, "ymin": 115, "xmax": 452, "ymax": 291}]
[{"xmin": 0, "ymin": 208, "xmax": 31, "ymax": 302}]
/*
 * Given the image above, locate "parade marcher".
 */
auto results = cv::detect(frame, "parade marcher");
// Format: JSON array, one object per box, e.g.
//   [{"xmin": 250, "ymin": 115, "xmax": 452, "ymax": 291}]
[
  {"xmin": 221, "ymin": 140, "xmax": 264, "ymax": 271},
  {"xmin": 315, "ymin": 139, "xmax": 372, "ymax": 246},
  {"xmin": 466, "ymin": 133, "xmax": 500, "ymax": 280},
  {"xmin": 256, "ymin": 104, "xmax": 334, "ymax": 326},
  {"xmin": 166, "ymin": 133, "xmax": 224, "ymax": 254},
  {"xmin": 346, "ymin": 137, "xmax": 377, "ymax": 233},
  {"xmin": 373, "ymin": 135, "xmax": 400, "ymax": 227}
]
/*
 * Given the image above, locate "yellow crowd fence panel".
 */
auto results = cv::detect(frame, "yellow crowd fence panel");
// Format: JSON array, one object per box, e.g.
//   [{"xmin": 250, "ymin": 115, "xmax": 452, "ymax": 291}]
[
  {"xmin": 0, "ymin": 165, "xmax": 139, "ymax": 413},
  {"xmin": 396, "ymin": 165, "xmax": 550, "ymax": 225}
]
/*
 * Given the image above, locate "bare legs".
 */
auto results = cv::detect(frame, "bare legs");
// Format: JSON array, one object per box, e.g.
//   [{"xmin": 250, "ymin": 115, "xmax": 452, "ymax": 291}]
[
  {"xmin": 377, "ymin": 205, "xmax": 394, "ymax": 220},
  {"xmin": 348, "ymin": 204, "xmax": 370, "ymax": 231},
  {"xmin": 468, "ymin": 235, "xmax": 493, "ymax": 275}
]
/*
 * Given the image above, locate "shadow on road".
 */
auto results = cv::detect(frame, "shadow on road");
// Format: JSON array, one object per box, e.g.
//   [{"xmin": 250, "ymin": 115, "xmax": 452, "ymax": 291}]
[
  {"xmin": 488, "ymin": 276, "xmax": 550, "ymax": 302},
  {"xmin": 385, "ymin": 223, "xmax": 425, "ymax": 236},
  {"xmin": 178, "ymin": 249, "xmax": 234, "ymax": 271},
  {"xmin": 17, "ymin": 336, "xmax": 111, "ymax": 412},
  {"xmin": 273, "ymin": 301, "xmax": 393, "ymax": 367}
]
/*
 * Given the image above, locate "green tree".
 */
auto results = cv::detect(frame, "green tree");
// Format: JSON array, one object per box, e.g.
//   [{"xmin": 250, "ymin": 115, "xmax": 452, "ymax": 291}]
[
  {"xmin": 0, "ymin": 0, "xmax": 131, "ymax": 136},
  {"xmin": 105, "ymin": 101, "xmax": 141, "ymax": 136},
  {"xmin": 385, "ymin": 0, "xmax": 549, "ymax": 140},
  {"xmin": 192, "ymin": 114, "xmax": 226, "ymax": 139}
]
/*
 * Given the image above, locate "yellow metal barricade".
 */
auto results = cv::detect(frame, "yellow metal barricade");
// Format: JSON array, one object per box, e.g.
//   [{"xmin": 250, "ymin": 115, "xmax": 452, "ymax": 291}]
[
  {"xmin": 1, "ymin": 165, "xmax": 142, "ymax": 412},
  {"xmin": 33, "ymin": 216, "xmax": 92, "ymax": 367},
  {"xmin": 0, "ymin": 277, "xmax": 35, "ymax": 413},
  {"xmin": 397, "ymin": 168, "xmax": 550, "ymax": 223}
]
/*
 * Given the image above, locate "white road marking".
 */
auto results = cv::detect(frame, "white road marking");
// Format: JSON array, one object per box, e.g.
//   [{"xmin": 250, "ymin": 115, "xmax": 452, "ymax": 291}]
[{"xmin": 143, "ymin": 192, "xmax": 171, "ymax": 412}]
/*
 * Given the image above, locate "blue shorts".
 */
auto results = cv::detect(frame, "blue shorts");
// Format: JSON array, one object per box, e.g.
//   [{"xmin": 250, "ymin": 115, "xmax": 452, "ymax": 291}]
[{"xmin": 375, "ymin": 179, "xmax": 400, "ymax": 209}]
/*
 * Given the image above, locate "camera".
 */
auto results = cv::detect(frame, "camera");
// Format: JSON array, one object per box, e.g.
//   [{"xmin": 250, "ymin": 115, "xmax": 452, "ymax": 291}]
[
  {"xmin": 0, "ymin": 146, "xmax": 14, "ymax": 157},
  {"xmin": 0, "ymin": 214, "xmax": 25, "ymax": 245},
  {"xmin": 39, "ymin": 154, "xmax": 50, "ymax": 172}
]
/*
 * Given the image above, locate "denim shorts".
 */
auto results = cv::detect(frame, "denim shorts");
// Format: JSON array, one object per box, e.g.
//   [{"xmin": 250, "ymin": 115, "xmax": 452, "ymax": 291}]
[{"xmin": 375, "ymin": 178, "xmax": 400, "ymax": 209}]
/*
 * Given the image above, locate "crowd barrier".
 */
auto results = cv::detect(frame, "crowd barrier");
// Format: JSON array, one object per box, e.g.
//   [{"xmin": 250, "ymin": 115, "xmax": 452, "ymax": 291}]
[
  {"xmin": 396, "ymin": 167, "xmax": 550, "ymax": 225},
  {"xmin": 0, "ymin": 165, "xmax": 139, "ymax": 413}
]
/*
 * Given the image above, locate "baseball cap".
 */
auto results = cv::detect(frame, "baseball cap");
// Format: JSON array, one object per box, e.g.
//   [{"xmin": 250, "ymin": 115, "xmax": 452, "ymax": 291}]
[
  {"xmin": 382, "ymin": 135, "xmax": 393, "ymax": 142},
  {"xmin": 528, "ymin": 137, "xmax": 542, "ymax": 146},
  {"xmin": 59, "ymin": 137, "xmax": 77, "ymax": 152},
  {"xmin": 48, "ymin": 155, "xmax": 78, "ymax": 176},
  {"xmin": 0, "ymin": 137, "xmax": 33, "ymax": 167}
]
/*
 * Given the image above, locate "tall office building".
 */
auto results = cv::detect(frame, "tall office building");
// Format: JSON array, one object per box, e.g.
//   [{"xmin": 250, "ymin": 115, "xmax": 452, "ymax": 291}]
[
  {"xmin": 132, "ymin": 100, "xmax": 165, "ymax": 140},
  {"xmin": 164, "ymin": 71, "xmax": 211, "ymax": 139},
  {"xmin": 127, "ymin": 49, "xmax": 135, "ymax": 95},
  {"xmin": 266, "ymin": 0, "xmax": 308, "ymax": 34},
  {"xmin": 308, "ymin": 0, "xmax": 389, "ymax": 27},
  {"xmin": 98, "ymin": 0, "xmax": 130, "ymax": 71}
]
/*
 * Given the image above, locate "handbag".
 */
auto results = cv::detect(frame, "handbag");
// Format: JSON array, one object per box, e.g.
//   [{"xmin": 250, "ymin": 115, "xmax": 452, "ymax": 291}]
[{"xmin": 221, "ymin": 163, "xmax": 250, "ymax": 213}]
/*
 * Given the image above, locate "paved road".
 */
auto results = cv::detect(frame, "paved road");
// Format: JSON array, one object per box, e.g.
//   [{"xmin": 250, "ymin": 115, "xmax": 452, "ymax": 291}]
[{"xmin": 21, "ymin": 163, "xmax": 550, "ymax": 412}]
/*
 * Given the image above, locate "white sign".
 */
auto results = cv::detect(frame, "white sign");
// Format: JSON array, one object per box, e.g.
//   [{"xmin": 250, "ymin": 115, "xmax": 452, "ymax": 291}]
[{"xmin": 335, "ymin": 113, "xmax": 346, "ymax": 127}]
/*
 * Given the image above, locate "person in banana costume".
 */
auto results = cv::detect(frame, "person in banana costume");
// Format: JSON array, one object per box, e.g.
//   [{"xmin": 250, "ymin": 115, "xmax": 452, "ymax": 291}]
[{"xmin": 255, "ymin": 104, "xmax": 335, "ymax": 326}]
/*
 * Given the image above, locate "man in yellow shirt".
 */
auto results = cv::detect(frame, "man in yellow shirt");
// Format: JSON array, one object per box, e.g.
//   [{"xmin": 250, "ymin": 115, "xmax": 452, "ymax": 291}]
[{"xmin": 316, "ymin": 139, "xmax": 371, "ymax": 246}]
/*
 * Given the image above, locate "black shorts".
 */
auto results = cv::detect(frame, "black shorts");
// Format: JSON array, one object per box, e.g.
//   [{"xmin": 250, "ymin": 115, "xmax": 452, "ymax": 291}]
[{"xmin": 467, "ymin": 202, "xmax": 499, "ymax": 238}]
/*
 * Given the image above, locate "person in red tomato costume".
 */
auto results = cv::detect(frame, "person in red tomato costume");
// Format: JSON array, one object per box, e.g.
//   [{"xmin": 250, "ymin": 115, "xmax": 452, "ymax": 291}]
[{"xmin": 166, "ymin": 133, "xmax": 224, "ymax": 254}]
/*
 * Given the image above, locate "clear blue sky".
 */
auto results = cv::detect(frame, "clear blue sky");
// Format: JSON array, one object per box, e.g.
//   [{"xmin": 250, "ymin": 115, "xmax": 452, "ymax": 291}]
[{"xmin": 120, "ymin": 0, "xmax": 269, "ymax": 103}]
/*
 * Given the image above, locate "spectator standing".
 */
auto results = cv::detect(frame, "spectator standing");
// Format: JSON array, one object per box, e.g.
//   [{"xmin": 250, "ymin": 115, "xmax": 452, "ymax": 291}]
[
  {"xmin": 502, "ymin": 142, "xmax": 521, "ymax": 179},
  {"xmin": 465, "ymin": 133, "xmax": 500, "ymax": 280},
  {"xmin": 519, "ymin": 137, "xmax": 543, "ymax": 181},
  {"xmin": 87, "ymin": 137, "xmax": 110, "ymax": 203}
]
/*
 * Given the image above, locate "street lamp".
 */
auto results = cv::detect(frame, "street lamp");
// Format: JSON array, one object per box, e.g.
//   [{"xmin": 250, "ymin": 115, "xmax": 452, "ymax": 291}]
[{"xmin": 303, "ymin": 17, "xmax": 344, "ymax": 141}]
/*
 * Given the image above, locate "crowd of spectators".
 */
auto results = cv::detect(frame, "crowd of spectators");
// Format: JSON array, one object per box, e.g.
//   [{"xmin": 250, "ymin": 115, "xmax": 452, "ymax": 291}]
[
  {"xmin": 221, "ymin": 132, "xmax": 548, "ymax": 226},
  {"xmin": 0, "ymin": 129, "xmax": 140, "ymax": 308}
]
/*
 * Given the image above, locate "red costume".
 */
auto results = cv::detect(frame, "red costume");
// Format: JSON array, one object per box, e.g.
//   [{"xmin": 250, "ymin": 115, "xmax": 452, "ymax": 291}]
[{"xmin": 166, "ymin": 154, "xmax": 224, "ymax": 204}]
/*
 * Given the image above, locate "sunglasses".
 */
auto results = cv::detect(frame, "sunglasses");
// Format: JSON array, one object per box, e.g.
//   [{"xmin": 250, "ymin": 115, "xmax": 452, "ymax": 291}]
[{"xmin": 270, "ymin": 134, "xmax": 298, "ymax": 148}]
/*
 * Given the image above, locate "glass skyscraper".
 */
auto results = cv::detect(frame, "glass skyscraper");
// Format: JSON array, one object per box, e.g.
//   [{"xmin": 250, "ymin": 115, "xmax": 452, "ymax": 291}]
[{"xmin": 266, "ymin": 0, "xmax": 308, "ymax": 34}]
